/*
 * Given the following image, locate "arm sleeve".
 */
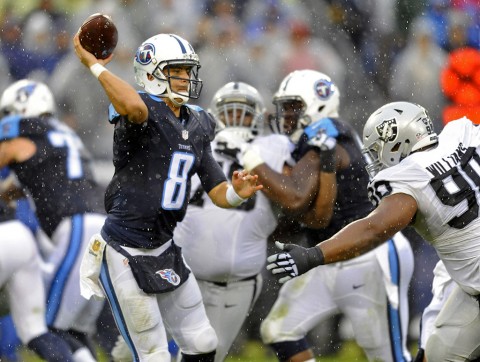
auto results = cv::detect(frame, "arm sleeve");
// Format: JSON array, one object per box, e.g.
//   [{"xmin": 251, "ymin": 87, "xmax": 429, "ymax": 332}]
[{"xmin": 197, "ymin": 143, "xmax": 227, "ymax": 193}]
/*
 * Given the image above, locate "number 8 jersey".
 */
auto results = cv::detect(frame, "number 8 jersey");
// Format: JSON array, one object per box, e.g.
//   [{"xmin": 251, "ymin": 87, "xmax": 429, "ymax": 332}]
[
  {"xmin": 102, "ymin": 93, "xmax": 227, "ymax": 249},
  {"xmin": 367, "ymin": 117, "xmax": 480, "ymax": 295}
]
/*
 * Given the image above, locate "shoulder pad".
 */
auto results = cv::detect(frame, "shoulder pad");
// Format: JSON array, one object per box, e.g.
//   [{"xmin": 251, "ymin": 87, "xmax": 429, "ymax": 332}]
[
  {"xmin": 0, "ymin": 115, "xmax": 22, "ymax": 140},
  {"xmin": 186, "ymin": 104, "xmax": 204, "ymax": 112}
]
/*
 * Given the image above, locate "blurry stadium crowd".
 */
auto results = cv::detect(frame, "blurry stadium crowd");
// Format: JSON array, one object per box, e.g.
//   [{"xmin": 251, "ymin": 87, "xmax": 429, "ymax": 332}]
[
  {"xmin": 1, "ymin": 0, "xmax": 480, "ymax": 153},
  {"xmin": 1, "ymin": 0, "xmax": 480, "ymax": 356}
]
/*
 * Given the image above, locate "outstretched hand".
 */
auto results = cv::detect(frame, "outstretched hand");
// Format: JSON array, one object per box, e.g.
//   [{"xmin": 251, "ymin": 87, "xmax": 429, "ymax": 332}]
[
  {"xmin": 266, "ymin": 241, "xmax": 325, "ymax": 283},
  {"xmin": 231, "ymin": 170, "xmax": 263, "ymax": 199}
]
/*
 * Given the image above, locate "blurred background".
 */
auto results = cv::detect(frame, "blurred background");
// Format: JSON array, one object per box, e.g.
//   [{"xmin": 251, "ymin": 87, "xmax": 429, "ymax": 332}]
[{"xmin": 1, "ymin": 0, "xmax": 479, "ymax": 360}]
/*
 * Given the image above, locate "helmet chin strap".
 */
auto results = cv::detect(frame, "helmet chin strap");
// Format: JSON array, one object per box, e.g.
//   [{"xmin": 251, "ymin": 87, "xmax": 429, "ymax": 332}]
[{"xmin": 166, "ymin": 85, "xmax": 189, "ymax": 107}]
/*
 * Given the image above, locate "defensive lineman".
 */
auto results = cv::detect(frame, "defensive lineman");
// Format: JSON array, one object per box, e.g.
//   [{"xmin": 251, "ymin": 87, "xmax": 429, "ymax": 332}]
[{"xmin": 267, "ymin": 102, "xmax": 480, "ymax": 361}]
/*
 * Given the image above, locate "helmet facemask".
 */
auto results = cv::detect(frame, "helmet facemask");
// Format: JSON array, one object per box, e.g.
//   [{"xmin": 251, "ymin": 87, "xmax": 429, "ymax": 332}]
[
  {"xmin": 154, "ymin": 62, "xmax": 203, "ymax": 106},
  {"xmin": 209, "ymin": 82, "xmax": 265, "ymax": 142},
  {"xmin": 271, "ymin": 98, "xmax": 309, "ymax": 143},
  {"xmin": 362, "ymin": 141, "xmax": 386, "ymax": 178}
]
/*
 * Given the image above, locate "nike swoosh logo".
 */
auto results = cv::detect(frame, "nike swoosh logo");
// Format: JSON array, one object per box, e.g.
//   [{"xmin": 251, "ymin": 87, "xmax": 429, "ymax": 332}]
[{"xmin": 353, "ymin": 284, "xmax": 364, "ymax": 289}]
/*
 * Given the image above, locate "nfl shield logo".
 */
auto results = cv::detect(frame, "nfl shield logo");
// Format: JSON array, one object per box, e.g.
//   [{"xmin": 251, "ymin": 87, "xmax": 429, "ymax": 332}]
[{"xmin": 182, "ymin": 130, "xmax": 189, "ymax": 140}]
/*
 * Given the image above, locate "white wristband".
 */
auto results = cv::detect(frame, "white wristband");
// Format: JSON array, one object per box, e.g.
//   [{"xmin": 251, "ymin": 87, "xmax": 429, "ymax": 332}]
[
  {"xmin": 242, "ymin": 147, "xmax": 264, "ymax": 172},
  {"xmin": 226, "ymin": 184, "xmax": 246, "ymax": 207},
  {"xmin": 90, "ymin": 63, "xmax": 107, "ymax": 79}
]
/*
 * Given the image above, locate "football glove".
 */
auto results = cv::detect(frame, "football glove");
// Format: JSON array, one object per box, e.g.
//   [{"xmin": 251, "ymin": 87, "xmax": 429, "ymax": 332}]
[
  {"xmin": 303, "ymin": 117, "xmax": 339, "ymax": 140},
  {"xmin": 302, "ymin": 119, "xmax": 338, "ymax": 172},
  {"xmin": 266, "ymin": 241, "xmax": 324, "ymax": 283}
]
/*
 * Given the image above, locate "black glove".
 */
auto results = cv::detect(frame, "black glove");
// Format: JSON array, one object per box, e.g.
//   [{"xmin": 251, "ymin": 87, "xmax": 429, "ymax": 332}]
[{"xmin": 266, "ymin": 241, "xmax": 325, "ymax": 283}]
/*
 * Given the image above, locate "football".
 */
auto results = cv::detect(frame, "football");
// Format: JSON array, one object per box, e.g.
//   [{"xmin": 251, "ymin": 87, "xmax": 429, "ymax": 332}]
[{"xmin": 79, "ymin": 13, "xmax": 118, "ymax": 59}]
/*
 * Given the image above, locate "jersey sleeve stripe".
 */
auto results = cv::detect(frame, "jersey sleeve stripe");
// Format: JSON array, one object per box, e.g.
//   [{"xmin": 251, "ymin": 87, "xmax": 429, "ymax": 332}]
[{"xmin": 0, "ymin": 115, "xmax": 21, "ymax": 140}]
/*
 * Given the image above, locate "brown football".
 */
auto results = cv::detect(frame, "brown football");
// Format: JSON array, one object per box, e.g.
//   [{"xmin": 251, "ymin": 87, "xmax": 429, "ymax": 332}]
[{"xmin": 79, "ymin": 13, "xmax": 118, "ymax": 59}]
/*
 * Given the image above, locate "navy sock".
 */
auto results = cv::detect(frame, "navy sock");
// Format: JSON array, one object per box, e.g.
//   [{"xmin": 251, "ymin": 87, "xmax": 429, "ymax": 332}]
[
  {"xmin": 27, "ymin": 332, "xmax": 74, "ymax": 362},
  {"xmin": 181, "ymin": 350, "xmax": 216, "ymax": 361},
  {"xmin": 270, "ymin": 338, "xmax": 310, "ymax": 362}
]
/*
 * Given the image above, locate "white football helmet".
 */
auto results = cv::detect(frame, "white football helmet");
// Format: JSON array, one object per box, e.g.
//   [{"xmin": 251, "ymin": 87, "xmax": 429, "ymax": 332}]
[
  {"xmin": 0, "ymin": 79, "xmax": 56, "ymax": 117},
  {"xmin": 362, "ymin": 101, "xmax": 438, "ymax": 177},
  {"xmin": 209, "ymin": 81, "xmax": 265, "ymax": 142},
  {"xmin": 133, "ymin": 33, "xmax": 202, "ymax": 106},
  {"xmin": 271, "ymin": 69, "xmax": 340, "ymax": 142}
]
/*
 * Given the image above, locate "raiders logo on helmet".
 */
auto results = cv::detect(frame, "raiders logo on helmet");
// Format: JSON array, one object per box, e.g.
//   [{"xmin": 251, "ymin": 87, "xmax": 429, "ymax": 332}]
[{"xmin": 376, "ymin": 118, "xmax": 398, "ymax": 142}]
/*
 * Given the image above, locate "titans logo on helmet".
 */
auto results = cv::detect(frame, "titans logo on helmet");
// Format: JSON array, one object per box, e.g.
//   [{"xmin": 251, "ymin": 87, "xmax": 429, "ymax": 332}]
[
  {"xmin": 314, "ymin": 79, "xmax": 334, "ymax": 100},
  {"xmin": 16, "ymin": 84, "xmax": 36, "ymax": 104},
  {"xmin": 136, "ymin": 43, "xmax": 155, "ymax": 65},
  {"xmin": 156, "ymin": 268, "xmax": 181, "ymax": 286}
]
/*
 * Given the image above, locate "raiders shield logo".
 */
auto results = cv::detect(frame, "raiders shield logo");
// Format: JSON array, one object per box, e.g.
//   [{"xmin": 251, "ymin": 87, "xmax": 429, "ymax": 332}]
[
  {"xmin": 376, "ymin": 118, "xmax": 398, "ymax": 142},
  {"xmin": 182, "ymin": 130, "xmax": 189, "ymax": 140}
]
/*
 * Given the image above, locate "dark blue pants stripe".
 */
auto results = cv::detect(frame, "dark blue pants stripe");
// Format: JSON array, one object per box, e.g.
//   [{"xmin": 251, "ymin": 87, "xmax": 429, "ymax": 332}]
[
  {"xmin": 99, "ymin": 251, "xmax": 139, "ymax": 361},
  {"xmin": 387, "ymin": 238, "xmax": 407, "ymax": 362}
]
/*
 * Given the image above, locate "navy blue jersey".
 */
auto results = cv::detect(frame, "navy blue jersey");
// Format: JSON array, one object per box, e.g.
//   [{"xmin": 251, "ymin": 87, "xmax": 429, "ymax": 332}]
[
  {"xmin": 294, "ymin": 118, "xmax": 374, "ymax": 247},
  {"xmin": 0, "ymin": 115, "xmax": 103, "ymax": 236},
  {"xmin": 0, "ymin": 199, "xmax": 14, "ymax": 222},
  {"xmin": 102, "ymin": 93, "xmax": 227, "ymax": 248}
]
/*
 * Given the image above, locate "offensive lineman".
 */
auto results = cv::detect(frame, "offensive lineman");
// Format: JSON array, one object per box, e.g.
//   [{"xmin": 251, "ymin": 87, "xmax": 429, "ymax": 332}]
[
  {"xmin": 236, "ymin": 70, "xmax": 414, "ymax": 361},
  {"xmin": 174, "ymin": 81, "xmax": 292, "ymax": 361},
  {"xmin": 73, "ymin": 32, "xmax": 261, "ymax": 362}
]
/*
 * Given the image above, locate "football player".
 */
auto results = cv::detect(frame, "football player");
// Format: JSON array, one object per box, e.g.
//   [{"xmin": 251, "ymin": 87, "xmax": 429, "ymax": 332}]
[
  {"xmin": 267, "ymin": 101, "xmax": 480, "ymax": 361},
  {"xmin": 413, "ymin": 260, "xmax": 454, "ymax": 362},
  {"xmin": 0, "ymin": 80, "xmax": 107, "ymax": 361},
  {"xmin": 172, "ymin": 81, "xmax": 292, "ymax": 361},
  {"xmin": 73, "ymin": 32, "xmax": 261, "ymax": 362},
  {"xmin": 238, "ymin": 70, "xmax": 414, "ymax": 362},
  {"xmin": 0, "ymin": 193, "xmax": 74, "ymax": 361}
]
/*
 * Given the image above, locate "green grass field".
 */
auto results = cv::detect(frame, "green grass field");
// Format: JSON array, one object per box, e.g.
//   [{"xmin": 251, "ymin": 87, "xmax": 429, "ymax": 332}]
[
  {"xmin": 225, "ymin": 340, "xmax": 370, "ymax": 361},
  {"xmin": 18, "ymin": 338, "xmax": 418, "ymax": 361}
]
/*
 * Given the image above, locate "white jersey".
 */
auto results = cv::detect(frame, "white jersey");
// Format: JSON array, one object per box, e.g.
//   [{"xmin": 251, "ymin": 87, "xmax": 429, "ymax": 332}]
[
  {"xmin": 368, "ymin": 117, "xmax": 480, "ymax": 295},
  {"xmin": 175, "ymin": 134, "xmax": 292, "ymax": 283}
]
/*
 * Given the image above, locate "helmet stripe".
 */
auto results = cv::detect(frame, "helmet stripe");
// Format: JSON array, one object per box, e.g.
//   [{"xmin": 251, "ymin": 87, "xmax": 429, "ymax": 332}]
[
  {"xmin": 21, "ymin": 83, "xmax": 37, "ymax": 97},
  {"xmin": 282, "ymin": 74, "xmax": 293, "ymax": 91},
  {"xmin": 169, "ymin": 34, "xmax": 187, "ymax": 54}
]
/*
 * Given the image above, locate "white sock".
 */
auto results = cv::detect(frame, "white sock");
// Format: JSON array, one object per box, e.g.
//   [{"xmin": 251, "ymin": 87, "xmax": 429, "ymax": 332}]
[{"xmin": 73, "ymin": 347, "xmax": 96, "ymax": 362}]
